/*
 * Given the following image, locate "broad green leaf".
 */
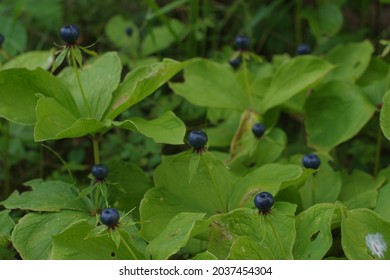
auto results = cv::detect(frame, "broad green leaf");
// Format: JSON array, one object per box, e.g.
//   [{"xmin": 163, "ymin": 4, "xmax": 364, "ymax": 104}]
[
  {"xmin": 12, "ymin": 211, "xmax": 91, "ymax": 259},
  {"xmin": 106, "ymin": 160, "xmax": 153, "ymax": 218},
  {"xmin": 0, "ymin": 179, "xmax": 88, "ymax": 211},
  {"xmin": 34, "ymin": 97, "xmax": 109, "ymax": 141},
  {"xmin": 192, "ymin": 251, "xmax": 218, "ymax": 260},
  {"xmin": 112, "ymin": 111, "xmax": 186, "ymax": 144},
  {"xmin": 170, "ymin": 58, "xmax": 249, "ymax": 110},
  {"xmin": 141, "ymin": 19, "xmax": 185, "ymax": 56},
  {"xmin": 0, "ymin": 210, "xmax": 14, "ymax": 247},
  {"xmin": 145, "ymin": 212, "xmax": 206, "ymax": 260},
  {"xmin": 260, "ymin": 56, "xmax": 333, "ymax": 112},
  {"xmin": 51, "ymin": 221, "xmax": 144, "ymax": 260},
  {"xmin": 108, "ymin": 58, "xmax": 186, "ymax": 119},
  {"xmin": 305, "ymin": 81, "xmax": 376, "ymax": 151},
  {"xmin": 324, "ymin": 40, "xmax": 374, "ymax": 82},
  {"xmin": 105, "ymin": 15, "xmax": 139, "ymax": 55},
  {"xmin": 380, "ymin": 90, "xmax": 390, "ymax": 140},
  {"xmin": 228, "ymin": 163, "xmax": 303, "ymax": 209},
  {"xmin": 298, "ymin": 158, "xmax": 342, "ymax": 209},
  {"xmin": 375, "ymin": 183, "xmax": 390, "ymax": 222},
  {"xmin": 209, "ymin": 203, "xmax": 296, "ymax": 260},
  {"xmin": 140, "ymin": 152, "xmax": 237, "ymax": 241},
  {"xmin": 2, "ymin": 50, "xmax": 54, "ymax": 70},
  {"xmin": 341, "ymin": 208, "xmax": 390, "ymax": 259},
  {"xmin": 293, "ymin": 203, "xmax": 336, "ymax": 260},
  {"xmin": 0, "ymin": 68, "xmax": 77, "ymax": 125},
  {"xmin": 302, "ymin": 3, "xmax": 343, "ymax": 40},
  {"xmin": 339, "ymin": 170, "xmax": 382, "ymax": 209},
  {"xmin": 228, "ymin": 236, "xmax": 273, "ymax": 260},
  {"xmin": 60, "ymin": 52, "xmax": 121, "ymax": 119}
]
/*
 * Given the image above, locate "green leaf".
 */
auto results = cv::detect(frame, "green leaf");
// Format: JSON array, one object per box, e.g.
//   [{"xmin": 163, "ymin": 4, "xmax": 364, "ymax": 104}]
[
  {"xmin": 170, "ymin": 58, "xmax": 249, "ymax": 110},
  {"xmin": 305, "ymin": 81, "xmax": 376, "ymax": 151},
  {"xmin": 324, "ymin": 40, "xmax": 374, "ymax": 82},
  {"xmin": 106, "ymin": 160, "xmax": 153, "ymax": 218},
  {"xmin": 12, "ymin": 211, "xmax": 91, "ymax": 259},
  {"xmin": 293, "ymin": 203, "xmax": 337, "ymax": 260},
  {"xmin": 341, "ymin": 208, "xmax": 390, "ymax": 259},
  {"xmin": 51, "ymin": 48, "xmax": 67, "ymax": 73},
  {"xmin": 112, "ymin": 111, "xmax": 186, "ymax": 144},
  {"xmin": 105, "ymin": 15, "xmax": 139, "ymax": 55},
  {"xmin": 140, "ymin": 152, "xmax": 237, "ymax": 241},
  {"xmin": 260, "ymin": 56, "xmax": 333, "ymax": 112},
  {"xmin": 209, "ymin": 203, "xmax": 296, "ymax": 260},
  {"xmin": 375, "ymin": 183, "xmax": 390, "ymax": 222},
  {"xmin": 108, "ymin": 58, "xmax": 186, "ymax": 119},
  {"xmin": 2, "ymin": 50, "xmax": 54, "ymax": 70},
  {"xmin": 380, "ymin": 90, "xmax": 390, "ymax": 140},
  {"xmin": 60, "ymin": 52, "xmax": 121, "ymax": 119},
  {"xmin": 192, "ymin": 251, "xmax": 218, "ymax": 260},
  {"xmin": 339, "ymin": 170, "xmax": 382, "ymax": 209},
  {"xmin": 34, "ymin": 97, "xmax": 109, "ymax": 141},
  {"xmin": 0, "ymin": 68, "xmax": 77, "ymax": 125},
  {"xmin": 0, "ymin": 16, "xmax": 27, "ymax": 57},
  {"xmin": 228, "ymin": 163, "xmax": 303, "ymax": 209},
  {"xmin": 141, "ymin": 19, "xmax": 185, "ymax": 56},
  {"xmin": 0, "ymin": 210, "xmax": 14, "ymax": 247},
  {"xmin": 51, "ymin": 220, "xmax": 144, "ymax": 260},
  {"xmin": 0, "ymin": 179, "xmax": 88, "ymax": 211},
  {"xmin": 302, "ymin": 3, "xmax": 343, "ymax": 40},
  {"xmin": 146, "ymin": 212, "xmax": 206, "ymax": 260}
]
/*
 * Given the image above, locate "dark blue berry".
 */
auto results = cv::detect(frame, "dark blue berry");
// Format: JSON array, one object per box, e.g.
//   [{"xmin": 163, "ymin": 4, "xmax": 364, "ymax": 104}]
[
  {"xmin": 302, "ymin": 153, "xmax": 321, "ymax": 169},
  {"xmin": 59, "ymin": 25, "xmax": 80, "ymax": 44},
  {"xmin": 254, "ymin": 192, "xmax": 274, "ymax": 213},
  {"xmin": 187, "ymin": 130, "xmax": 208, "ymax": 149},
  {"xmin": 92, "ymin": 164, "xmax": 109, "ymax": 180},
  {"xmin": 229, "ymin": 55, "xmax": 242, "ymax": 69},
  {"xmin": 235, "ymin": 35, "xmax": 250, "ymax": 50},
  {"xmin": 100, "ymin": 208, "xmax": 120, "ymax": 227},
  {"xmin": 252, "ymin": 123, "xmax": 266, "ymax": 138},
  {"xmin": 0, "ymin": 34, "xmax": 5, "ymax": 47},
  {"xmin": 125, "ymin": 27, "xmax": 133, "ymax": 36},
  {"xmin": 296, "ymin": 44, "xmax": 311, "ymax": 55}
]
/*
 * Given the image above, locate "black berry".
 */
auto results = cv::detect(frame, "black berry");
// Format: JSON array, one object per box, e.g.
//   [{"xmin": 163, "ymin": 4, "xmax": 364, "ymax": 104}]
[
  {"xmin": 229, "ymin": 55, "xmax": 242, "ymax": 69},
  {"xmin": 92, "ymin": 164, "xmax": 109, "ymax": 180},
  {"xmin": 252, "ymin": 123, "xmax": 266, "ymax": 138},
  {"xmin": 125, "ymin": 27, "xmax": 133, "ymax": 36},
  {"xmin": 0, "ymin": 34, "xmax": 5, "ymax": 47},
  {"xmin": 235, "ymin": 35, "xmax": 250, "ymax": 51},
  {"xmin": 254, "ymin": 192, "xmax": 274, "ymax": 214},
  {"xmin": 187, "ymin": 130, "xmax": 208, "ymax": 151},
  {"xmin": 59, "ymin": 25, "xmax": 80, "ymax": 44},
  {"xmin": 296, "ymin": 44, "xmax": 311, "ymax": 55},
  {"xmin": 302, "ymin": 153, "xmax": 321, "ymax": 170},
  {"xmin": 100, "ymin": 208, "xmax": 120, "ymax": 228}
]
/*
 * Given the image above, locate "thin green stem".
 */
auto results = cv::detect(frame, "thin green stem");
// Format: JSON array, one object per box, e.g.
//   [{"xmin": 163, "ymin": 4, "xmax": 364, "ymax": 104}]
[
  {"xmin": 242, "ymin": 53, "xmax": 254, "ymax": 107},
  {"xmin": 311, "ymin": 173, "xmax": 318, "ymax": 206},
  {"xmin": 119, "ymin": 230, "xmax": 139, "ymax": 260},
  {"xmin": 41, "ymin": 144, "xmax": 74, "ymax": 181},
  {"xmin": 70, "ymin": 47, "xmax": 91, "ymax": 117},
  {"xmin": 374, "ymin": 121, "xmax": 383, "ymax": 177},
  {"xmin": 92, "ymin": 136, "xmax": 101, "ymax": 164},
  {"xmin": 294, "ymin": 0, "xmax": 303, "ymax": 45}
]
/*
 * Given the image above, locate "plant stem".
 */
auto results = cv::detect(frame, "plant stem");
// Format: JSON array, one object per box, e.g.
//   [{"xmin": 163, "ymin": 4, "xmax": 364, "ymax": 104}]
[
  {"xmin": 92, "ymin": 136, "xmax": 101, "ymax": 164},
  {"xmin": 374, "ymin": 120, "xmax": 383, "ymax": 177},
  {"xmin": 70, "ymin": 46, "xmax": 91, "ymax": 117},
  {"xmin": 119, "ymin": 230, "xmax": 139, "ymax": 260},
  {"xmin": 294, "ymin": 0, "xmax": 303, "ymax": 45}
]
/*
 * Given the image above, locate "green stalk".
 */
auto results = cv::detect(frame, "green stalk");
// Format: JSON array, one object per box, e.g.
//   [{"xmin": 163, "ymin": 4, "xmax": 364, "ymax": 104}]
[
  {"xmin": 374, "ymin": 121, "xmax": 383, "ymax": 177},
  {"xmin": 294, "ymin": 0, "xmax": 303, "ymax": 45},
  {"xmin": 70, "ymin": 46, "xmax": 91, "ymax": 117},
  {"xmin": 92, "ymin": 136, "xmax": 101, "ymax": 165},
  {"xmin": 242, "ymin": 54, "xmax": 254, "ymax": 107},
  {"xmin": 119, "ymin": 230, "xmax": 139, "ymax": 260}
]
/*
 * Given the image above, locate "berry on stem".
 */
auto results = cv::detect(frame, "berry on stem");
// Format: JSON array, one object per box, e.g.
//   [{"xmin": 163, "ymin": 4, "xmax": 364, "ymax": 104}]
[
  {"xmin": 92, "ymin": 163, "xmax": 109, "ymax": 180},
  {"xmin": 252, "ymin": 123, "xmax": 266, "ymax": 138},
  {"xmin": 59, "ymin": 25, "xmax": 80, "ymax": 44},
  {"xmin": 254, "ymin": 192, "xmax": 274, "ymax": 214},
  {"xmin": 125, "ymin": 27, "xmax": 133, "ymax": 36},
  {"xmin": 296, "ymin": 44, "xmax": 311, "ymax": 55},
  {"xmin": 100, "ymin": 208, "xmax": 120, "ymax": 228},
  {"xmin": 187, "ymin": 129, "xmax": 208, "ymax": 152},
  {"xmin": 302, "ymin": 153, "xmax": 321, "ymax": 170},
  {"xmin": 229, "ymin": 55, "xmax": 242, "ymax": 69},
  {"xmin": 235, "ymin": 35, "xmax": 250, "ymax": 51}
]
